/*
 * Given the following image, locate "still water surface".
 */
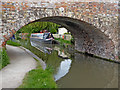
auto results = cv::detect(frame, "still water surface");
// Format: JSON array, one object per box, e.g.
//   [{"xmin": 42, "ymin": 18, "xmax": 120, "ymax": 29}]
[{"xmin": 30, "ymin": 39, "xmax": 118, "ymax": 88}]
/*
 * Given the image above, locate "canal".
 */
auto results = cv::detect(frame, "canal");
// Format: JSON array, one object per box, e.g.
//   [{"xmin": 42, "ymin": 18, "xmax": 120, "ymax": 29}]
[{"xmin": 22, "ymin": 38, "xmax": 118, "ymax": 88}]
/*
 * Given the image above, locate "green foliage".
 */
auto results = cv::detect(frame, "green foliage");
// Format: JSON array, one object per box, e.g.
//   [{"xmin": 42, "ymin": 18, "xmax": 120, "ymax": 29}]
[
  {"xmin": 50, "ymin": 28, "xmax": 57, "ymax": 34},
  {"xmin": 55, "ymin": 38, "xmax": 72, "ymax": 45},
  {"xmin": 19, "ymin": 58, "xmax": 57, "ymax": 88},
  {"xmin": 0, "ymin": 48, "xmax": 10, "ymax": 70},
  {"xmin": 7, "ymin": 40, "xmax": 21, "ymax": 46},
  {"xmin": 18, "ymin": 22, "xmax": 60, "ymax": 34}
]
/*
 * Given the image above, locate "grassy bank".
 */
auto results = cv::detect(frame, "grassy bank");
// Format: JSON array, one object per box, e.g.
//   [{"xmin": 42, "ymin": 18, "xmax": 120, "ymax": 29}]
[
  {"xmin": 7, "ymin": 40, "xmax": 21, "ymax": 46},
  {"xmin": 55, "ymin": 38, "xmax": 73, "ymax": 47},
  {"xmin": 19, "ymin": 58, "xmax": 57, "ymax": 88},
  {"xmin": 0, "ymin": 48, "xmax": 10, "ymax": 70},
  {"xmin": 55, "ymin": 38, "xmax": 72, "ymax": 45}
]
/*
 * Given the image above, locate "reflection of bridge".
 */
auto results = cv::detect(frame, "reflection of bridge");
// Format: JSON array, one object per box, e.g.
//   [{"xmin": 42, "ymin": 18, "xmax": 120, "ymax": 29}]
[{"xmin": 0, "ymin": 0, "xmax": 119, "ymax": 61}]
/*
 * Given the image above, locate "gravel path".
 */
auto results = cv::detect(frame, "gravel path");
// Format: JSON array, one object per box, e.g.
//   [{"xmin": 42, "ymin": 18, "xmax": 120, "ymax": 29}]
[{"xmin": 0, "ymin": 45, "xmax": 37, "ymax": 89}]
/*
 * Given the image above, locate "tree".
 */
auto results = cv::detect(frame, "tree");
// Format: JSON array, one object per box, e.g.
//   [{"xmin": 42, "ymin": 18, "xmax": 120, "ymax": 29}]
[{"xmin": 17, "ymin": 22, "xmax": 60, "ymax": 34}]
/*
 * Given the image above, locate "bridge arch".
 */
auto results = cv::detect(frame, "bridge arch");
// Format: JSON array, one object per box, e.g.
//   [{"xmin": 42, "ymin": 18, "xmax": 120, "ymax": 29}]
[
  {"xmin": 17, "ymin": 16, "xmax": 115, "ymax": 60},
  {"xmin": 1, "ymin": 1, "xmax": 119, "ymax": 61}
]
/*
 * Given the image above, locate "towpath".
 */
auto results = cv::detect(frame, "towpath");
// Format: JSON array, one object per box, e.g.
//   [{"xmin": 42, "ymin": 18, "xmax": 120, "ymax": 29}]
[{"xmin": 0, "ymin": 45, "xmax": 37, "ymax": 89}]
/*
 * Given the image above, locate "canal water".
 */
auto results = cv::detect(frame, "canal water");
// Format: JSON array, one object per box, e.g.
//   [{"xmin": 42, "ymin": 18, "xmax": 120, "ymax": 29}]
[{"xmin": 25, "ymin": 39, "xmax": 118, "ymax": 88}]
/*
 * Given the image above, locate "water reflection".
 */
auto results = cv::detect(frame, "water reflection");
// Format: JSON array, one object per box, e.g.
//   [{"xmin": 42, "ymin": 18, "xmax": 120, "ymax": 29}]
[
  {"xmin": 29, "ymin": 38, "xmax": 118, "ymax": 88},
  {"xmin": 57, "ymin": 53, "xmax": 118, "ymax": 88},
  {"xmin": 54, "ymin": 59, "xmax": 72, "ymax": 81},
  {"xmin": 54, "ymin": 46, "xmax": 70, "ymax": 59},
  {"xmin": 30, "ymin": 39, "xmax": 53, "ymax": 54}
]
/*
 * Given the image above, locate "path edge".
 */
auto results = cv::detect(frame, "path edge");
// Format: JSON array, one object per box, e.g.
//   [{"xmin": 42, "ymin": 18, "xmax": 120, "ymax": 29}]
[{"xmin": 19, "ymin": 46, "xmax": 46, "ymax": 70}]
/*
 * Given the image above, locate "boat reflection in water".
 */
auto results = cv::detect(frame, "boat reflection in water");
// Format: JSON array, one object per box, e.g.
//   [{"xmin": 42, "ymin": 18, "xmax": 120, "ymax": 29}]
[{"xmin": 30, "ymin": 40, "xmax": 53, "ymax": 54}]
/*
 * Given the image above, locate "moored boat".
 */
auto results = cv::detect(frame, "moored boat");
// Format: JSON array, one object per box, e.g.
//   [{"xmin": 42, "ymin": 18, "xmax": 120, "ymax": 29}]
[{"xmin": 30, "ymin": 32, "xmax": 54, "ymax": 44}]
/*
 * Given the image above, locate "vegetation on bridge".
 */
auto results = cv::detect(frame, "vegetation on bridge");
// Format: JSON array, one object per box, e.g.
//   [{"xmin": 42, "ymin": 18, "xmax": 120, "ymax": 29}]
[{"xmin": 0, "ymin": 48, "xmax": 10, "ymax": 70}]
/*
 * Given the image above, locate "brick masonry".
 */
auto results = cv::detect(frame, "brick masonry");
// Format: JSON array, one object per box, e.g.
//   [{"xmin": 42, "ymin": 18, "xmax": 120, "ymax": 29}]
[{"xmin": 0, "ymin": 0, "xmax": 119, "ymax": 61}]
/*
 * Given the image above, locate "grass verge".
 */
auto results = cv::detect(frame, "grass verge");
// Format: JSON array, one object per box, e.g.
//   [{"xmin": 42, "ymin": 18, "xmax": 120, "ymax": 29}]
[
  {"xmin": 19, "ymin": 58, "xmax": 57, "ymax": 88},
  {"xmin": 7, "ymin": 40, "xmax": 21, "ymax": 46},
  {"xmin": 0, "ymin": 48, "xmax": 10, "ymax": 70}
]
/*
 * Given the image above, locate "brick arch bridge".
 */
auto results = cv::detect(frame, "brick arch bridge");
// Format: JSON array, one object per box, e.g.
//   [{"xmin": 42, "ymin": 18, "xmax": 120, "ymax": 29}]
[{"xmin": 0, "ymin": 0, "xmax": 119, "ymax": 61}]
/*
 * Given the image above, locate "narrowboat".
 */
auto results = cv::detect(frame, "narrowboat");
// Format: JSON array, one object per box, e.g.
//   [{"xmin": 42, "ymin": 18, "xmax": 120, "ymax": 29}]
[{"xmin": 30, "ymin": 32, "xmax": 54, "ymax": 44}]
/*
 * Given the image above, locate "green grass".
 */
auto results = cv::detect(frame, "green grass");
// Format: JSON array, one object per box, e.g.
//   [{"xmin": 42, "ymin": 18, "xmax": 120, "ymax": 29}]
[
  {"xmin": 55, "ymin": 38, "xmax": 72, "ymax": 45},
  {"xmin": 0, "ymin": 48, "xmax": 10, "ymax": 70},
  {"xmin": 19, "ymin": 58, "xmax": 57, "ymax": 88},
  {"xmin": 7, "ymin": 40, "xmax": 21, "ymax": 46}
]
